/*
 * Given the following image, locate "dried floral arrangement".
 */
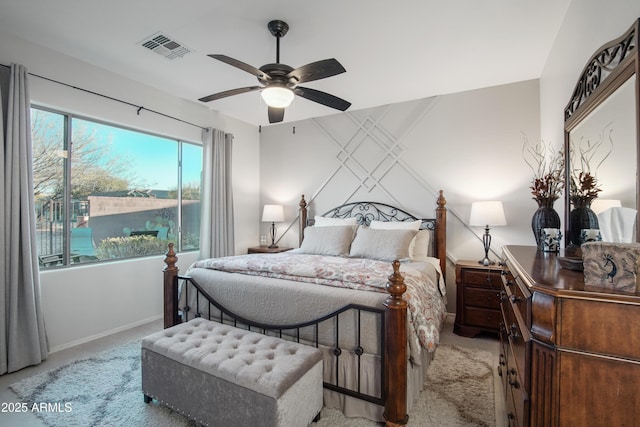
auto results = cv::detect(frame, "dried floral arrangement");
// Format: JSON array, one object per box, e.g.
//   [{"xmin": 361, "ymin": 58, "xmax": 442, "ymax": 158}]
[
  {"xmin": 569, "ymin": 122, "xmax": 613, "ymax": 204},
  {"xmin": 569, "ymin": 171, "xmax": 601, "ymax": 203},
  {"xmin": 522, "ymin": 134, "xmax": 565, "ymax": 203}
]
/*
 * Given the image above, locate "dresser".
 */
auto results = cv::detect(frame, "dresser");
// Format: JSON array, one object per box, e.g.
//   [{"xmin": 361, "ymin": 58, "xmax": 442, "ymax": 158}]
[
  {"xmin": 453, "ymin": 260, "xmax": 502, "ymax": 337},
  {"xmin": 500, "ymin": 245, "xmax": 640, "ymax": 427}
]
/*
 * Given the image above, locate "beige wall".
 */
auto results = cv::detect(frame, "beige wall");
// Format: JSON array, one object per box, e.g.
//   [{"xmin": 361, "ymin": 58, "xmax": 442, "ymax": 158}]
[
  {"xmin": 0, "ymin": 31, "xmax": 260, "ymax": 351},
  {"xmin": 259, "ymin": 80, "xmax": 541, "ymax": 311}
]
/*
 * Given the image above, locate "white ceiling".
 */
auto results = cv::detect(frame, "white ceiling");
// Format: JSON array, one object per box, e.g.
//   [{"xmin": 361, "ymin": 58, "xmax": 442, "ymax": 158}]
[{"xmin": 0, "ymin": 0, "xmax": 571, "ymax": 127}]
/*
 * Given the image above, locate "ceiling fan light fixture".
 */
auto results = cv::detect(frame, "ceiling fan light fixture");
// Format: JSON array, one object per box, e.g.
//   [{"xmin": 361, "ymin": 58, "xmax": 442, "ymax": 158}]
[{"xmin": 261, "ymin": 86, "xmax": 294, "ymax": 108}]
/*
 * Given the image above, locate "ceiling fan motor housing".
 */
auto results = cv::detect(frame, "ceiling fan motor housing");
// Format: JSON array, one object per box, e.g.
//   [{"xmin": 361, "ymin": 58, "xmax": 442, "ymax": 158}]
[
  {"xmin": 267, "ymin": 20, "xmax": 289, "ymax": 38},
  {"xmin": 258, "ymin": 63, "xmax": 296, "ymax": 88}
]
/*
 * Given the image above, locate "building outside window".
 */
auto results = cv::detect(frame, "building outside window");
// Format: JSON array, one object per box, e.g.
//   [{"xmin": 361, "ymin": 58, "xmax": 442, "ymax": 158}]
[{"xmin": 32, "ymin": 107, "xmax": 202, "ymax": 268}]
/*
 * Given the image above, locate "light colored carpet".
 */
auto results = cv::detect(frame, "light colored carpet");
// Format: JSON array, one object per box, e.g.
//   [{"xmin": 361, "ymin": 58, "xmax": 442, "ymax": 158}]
[
  {"xmin": 316, "ymin": 344, "xmax": 495, "ymax": 427},
  {"xmin": 10, "ymin": 341, "xmax": 495, "ymax": 426}
]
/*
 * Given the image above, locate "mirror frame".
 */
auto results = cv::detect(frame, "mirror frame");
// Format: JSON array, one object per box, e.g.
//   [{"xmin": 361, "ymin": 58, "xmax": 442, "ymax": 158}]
[{"xmin": 564, "ymin": 18, "xmax": 640, "ymax": 245}]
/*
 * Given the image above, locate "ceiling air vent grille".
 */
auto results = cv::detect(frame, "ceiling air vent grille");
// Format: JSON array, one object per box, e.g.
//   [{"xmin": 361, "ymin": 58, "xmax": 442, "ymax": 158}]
[{"xmin": 139, "ymin": 32, "xmax": 192, "ymax": 60}]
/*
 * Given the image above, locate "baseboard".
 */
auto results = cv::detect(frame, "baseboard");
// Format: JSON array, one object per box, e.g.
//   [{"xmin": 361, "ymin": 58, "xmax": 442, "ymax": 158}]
[
  {"xmin": 446, "ymin": 312, "xmax": 456, "ymax": 322},
  {"xmin": 48, "ymin": 314, "xmax": 163, "ymax": 354}
]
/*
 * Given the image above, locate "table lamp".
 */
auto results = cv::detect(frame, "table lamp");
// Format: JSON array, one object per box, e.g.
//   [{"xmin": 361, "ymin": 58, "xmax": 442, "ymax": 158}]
[
  {"xmin": 262, "ymin": 204, "xmax": 285, "ymax": 248},
  {"xmin": 469, "ymin": 201, "xmax": 506, "ymax": 265}
]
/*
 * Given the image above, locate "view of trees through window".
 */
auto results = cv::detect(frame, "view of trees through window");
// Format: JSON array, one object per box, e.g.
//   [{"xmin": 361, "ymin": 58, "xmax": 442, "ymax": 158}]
[{"xmin": 32, "ymin": 107, "xmax": 202, "ymax": 268}]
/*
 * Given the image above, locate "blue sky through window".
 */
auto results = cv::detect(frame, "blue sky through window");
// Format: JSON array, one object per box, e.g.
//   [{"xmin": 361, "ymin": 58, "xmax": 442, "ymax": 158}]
[{"xmin": 77, "ymin": 120, "xmax": 201, "ymax": 191}]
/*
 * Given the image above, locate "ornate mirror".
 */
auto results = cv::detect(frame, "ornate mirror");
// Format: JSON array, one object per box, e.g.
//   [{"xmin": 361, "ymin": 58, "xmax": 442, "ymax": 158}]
[{"xmin": 564, "ymin": 18, "xmax": 640, "ymax": 246}]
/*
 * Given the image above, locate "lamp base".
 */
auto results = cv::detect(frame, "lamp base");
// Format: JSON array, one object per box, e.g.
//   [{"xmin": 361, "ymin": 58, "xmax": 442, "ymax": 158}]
[
  {"xmin": 268, "ymin": 221, "xmax": 278, "ymax": 249},
  {"xmin": 479, "ymin": 226, "xmax": 494, "ymax": 266}
]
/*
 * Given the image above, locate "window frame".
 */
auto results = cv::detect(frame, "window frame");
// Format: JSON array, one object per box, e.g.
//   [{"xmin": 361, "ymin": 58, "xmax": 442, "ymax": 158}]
[{"xmin": 32, "ymin": 104, "xmax": 202, "ymax": 268}]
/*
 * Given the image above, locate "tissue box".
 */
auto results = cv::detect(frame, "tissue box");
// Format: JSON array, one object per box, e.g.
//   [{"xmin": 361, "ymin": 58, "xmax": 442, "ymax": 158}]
[{"xmin": 581, "ymin": 242, "xmax": 640, "ymax": 293}]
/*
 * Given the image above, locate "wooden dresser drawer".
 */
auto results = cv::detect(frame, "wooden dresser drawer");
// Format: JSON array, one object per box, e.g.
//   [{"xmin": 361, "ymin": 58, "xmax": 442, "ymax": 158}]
[
  {"xmin": 464, "ymin": 306, "xmax": 501, "ymax": 328},
  {"xmin": 500, "ymin": 254, "xmax": 532, "ymax": 427},
  {"xmin": 458, "ymin": 267, "xmax": 502, "ymax": 288},
  {"xmin": 464, "ymin": 286, "xmax": 501, "ymax": 309}
]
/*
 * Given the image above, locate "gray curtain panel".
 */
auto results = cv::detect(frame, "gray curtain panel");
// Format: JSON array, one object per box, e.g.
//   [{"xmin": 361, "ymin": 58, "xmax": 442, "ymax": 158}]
[
  {"xmin": 199, "ymin": 127, "xmax": 235, "ymax": 259},
  {"xmin": 0, "ymin": 64, "xmax": 49, "ymax": 374}
]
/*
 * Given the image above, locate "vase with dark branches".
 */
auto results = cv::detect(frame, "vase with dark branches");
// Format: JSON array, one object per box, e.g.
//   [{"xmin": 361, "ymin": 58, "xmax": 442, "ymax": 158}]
[
  {"xmin": 522, "ymin": 135, "xmax": 564, "ymax": 249},
  {"xmin": 568, "ymin": 171, "xmax": 602, "ymax": 245},
  {"xmin": 567, "ymin": 123, "xmax": 612, "ymax": 245}
]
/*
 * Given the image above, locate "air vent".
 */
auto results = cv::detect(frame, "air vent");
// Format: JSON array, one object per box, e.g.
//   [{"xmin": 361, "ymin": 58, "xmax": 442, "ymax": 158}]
[{"xmin": 139, "ymin": 32, "xmax": 192, "ymax": 60}]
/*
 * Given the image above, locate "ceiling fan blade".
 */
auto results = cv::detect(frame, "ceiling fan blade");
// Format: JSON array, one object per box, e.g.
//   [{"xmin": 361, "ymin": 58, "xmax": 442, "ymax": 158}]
[
  {"xmin": 268, "ymin": 106, "xmax": 285, "ymax": 123},
  {"xmin": 198, "ymin": 86, "xmax": 262, "ymax": 103},
  {"xmin": 293, "ymin": 86, "xmax": 351, "ymax": 111},
  {"xmin": 287, "ymin": 59, "xmax": 346, "ymax": 84},
  {"xmin": 208, "ymin": 54, "xmax": 270, "ymax": 81}
]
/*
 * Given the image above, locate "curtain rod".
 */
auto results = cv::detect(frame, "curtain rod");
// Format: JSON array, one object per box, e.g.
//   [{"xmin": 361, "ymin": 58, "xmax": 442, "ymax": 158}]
[{"xmin": 1, "ymin": 63, "xmax": 207, "ymax": 131}]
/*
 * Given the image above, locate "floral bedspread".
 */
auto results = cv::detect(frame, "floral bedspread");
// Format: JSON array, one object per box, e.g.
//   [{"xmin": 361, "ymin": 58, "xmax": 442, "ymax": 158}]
[{"xmin": 190, "ymin": 253, "xmax": 447, "ymax": 353}]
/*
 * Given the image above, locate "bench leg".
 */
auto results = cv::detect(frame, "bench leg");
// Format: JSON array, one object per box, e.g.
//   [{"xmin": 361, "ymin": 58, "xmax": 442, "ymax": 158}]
[
  {"xmin": 144, "ymin": 394, "xmax": 152, "ymax": 404},
  {"xmin": 312, "ymin": 411, "xmax": 321, "ymax": 423}
]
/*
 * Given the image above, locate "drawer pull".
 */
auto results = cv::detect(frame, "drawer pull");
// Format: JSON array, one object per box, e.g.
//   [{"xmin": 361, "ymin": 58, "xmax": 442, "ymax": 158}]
[
  {"xmin": 508, "ymin": 368, "xmax": 520, "ymax": 389},
  {"xmin": 510, "ymin": 295, "xmax": 522, "ymax": 303},
  {"xmin": 510, "ymin": 323, "xmax": 520, "ymax": 339},
  {"xmin": 505, "ymin": 280, "xmax": 515, "ymax": 287},
  {"xmin": 499, "ymin": 353, "xmax": 506, "ymax": 366},
  {"xmin": 499, "ymin": 290, "xmax": 507, "ymax": 302}
]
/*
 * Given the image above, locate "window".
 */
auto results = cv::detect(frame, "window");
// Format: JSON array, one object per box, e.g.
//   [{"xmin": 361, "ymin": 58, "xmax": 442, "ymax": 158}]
[{"xmin": 32, "ymin": 107, "xmax": 202, "ymax": 268}]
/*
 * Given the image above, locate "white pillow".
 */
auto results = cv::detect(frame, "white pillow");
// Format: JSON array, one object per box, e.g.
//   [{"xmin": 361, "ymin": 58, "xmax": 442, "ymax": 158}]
[
  {"xmin": 409, "ymin": 229, "xmax": 432, "ymax": 262},
  {"xmin": 349, "ymin": 227, "xmax": 417, "ymax": 262},
  {"xmin": 369, "ymin": 219, "xmax": 421, "ymax": 231},
  {"xmin": 298, "ymin": 225, "xmax": 356, "ymax": 256},
  {"xmin": 314, "ymin": 215, "xmax": 358, "ymax": 227}
]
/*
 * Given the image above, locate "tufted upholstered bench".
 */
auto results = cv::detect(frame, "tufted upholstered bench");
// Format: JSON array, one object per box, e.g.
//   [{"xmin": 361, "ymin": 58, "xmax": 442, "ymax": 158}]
[{"xmin": 141, "ymin": 318, "xmax": 323, "ymax": 427}]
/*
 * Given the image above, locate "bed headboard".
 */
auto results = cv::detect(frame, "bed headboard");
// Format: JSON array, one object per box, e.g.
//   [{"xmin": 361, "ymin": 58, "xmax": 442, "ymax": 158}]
[{"xmin": 298, "ymin": 190, "xmax": 447, "ymax": 279}]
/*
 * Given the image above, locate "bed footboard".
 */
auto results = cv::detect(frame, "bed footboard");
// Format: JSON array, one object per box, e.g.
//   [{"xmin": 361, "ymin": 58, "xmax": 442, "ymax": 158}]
[{"xmin": 162, "ymin": 247, "xmax": 410, "ymax": 426}]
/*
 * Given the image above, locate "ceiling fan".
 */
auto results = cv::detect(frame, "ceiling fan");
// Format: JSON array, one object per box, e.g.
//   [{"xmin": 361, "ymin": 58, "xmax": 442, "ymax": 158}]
[{"xmin": 198, "ymin": 19, "xmax": 351, "ymax": 124}]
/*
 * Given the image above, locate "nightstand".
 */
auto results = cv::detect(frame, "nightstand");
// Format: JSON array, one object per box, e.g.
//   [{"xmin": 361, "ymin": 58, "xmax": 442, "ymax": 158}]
[
  {"xmin": 247, "ymin": 246, "xmax": 293, "ymax": 254},
  {"xmin": 453, "ymin": 260, "xmax": 502, "ymax": 337}
]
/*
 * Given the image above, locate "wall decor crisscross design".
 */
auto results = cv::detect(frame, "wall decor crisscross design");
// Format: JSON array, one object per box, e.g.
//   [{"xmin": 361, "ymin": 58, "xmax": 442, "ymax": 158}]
[{"xmin": 311, "ymin": 97, "xmax": 440, "ymax": 206}]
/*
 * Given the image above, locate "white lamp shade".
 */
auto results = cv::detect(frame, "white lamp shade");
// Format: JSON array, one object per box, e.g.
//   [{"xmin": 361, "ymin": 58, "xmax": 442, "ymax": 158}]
[
  {"xmin": 262, "ymin": 204, "xmax": 285, "ymax": 222},
  {"xmin": 261, "ymin": 87, "xmax": 294, "ymax": 108},
  {"xmin": 590, "ymin": 199, "xmax": 622, "ymax": 215},
  {"xmin": 469, "ymin": 201, "xmax": 507, "ymax": 226}
]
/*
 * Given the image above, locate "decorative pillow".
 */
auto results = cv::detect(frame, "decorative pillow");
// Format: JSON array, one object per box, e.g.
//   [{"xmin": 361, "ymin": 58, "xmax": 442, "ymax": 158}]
[
  {"xmin": 349, "ymin": 227, "xmax": 417, "ymax": 262},
  {"xmin": 409, "ymin": 229, "xmax": 432, "ymax": 261},
  {"xmin": 313, "ymin": 215, "xmax": 358, "ymax": 227},
  {"xmin": 297, "ymin": 225, "xmax": 357, "ymax": 256},
  {"xmin": 369, "ymin": 219, "xmax": 421, "ymax": 231},
  {"xmin": 369, "ymin": 220, "xmax": 431, "ymax": 261}
]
